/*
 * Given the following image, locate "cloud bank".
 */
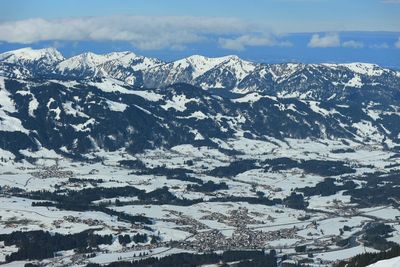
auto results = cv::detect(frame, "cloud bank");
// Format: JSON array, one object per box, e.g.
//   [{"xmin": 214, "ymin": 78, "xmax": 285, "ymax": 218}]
[
  {"xmin": 0, "ymin": 16, "xmax": 393, "ymax": 51},
  {"xmin": 0, "ymin": 16, "xmax": 291, "ymax": 51},
  {"xmin": 308, "ymin": 33, "xmax": 369, "ymax": 49},
  {"xmin": 342, "ymin": 40, "xmax": 364, "ymax": 48},
  {"xmin": 308, "ymin": 33, "xmax": 340, "ymax": 47},
  {"xmin": 218, "ymin": 34, "xmax": 292, "ymax": 51}
]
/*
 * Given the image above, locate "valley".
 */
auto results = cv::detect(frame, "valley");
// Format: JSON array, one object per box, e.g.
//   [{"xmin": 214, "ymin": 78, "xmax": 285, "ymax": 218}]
[{"xmin": 1, "ymin": 136, "xmax": 399, "ymax": 266}]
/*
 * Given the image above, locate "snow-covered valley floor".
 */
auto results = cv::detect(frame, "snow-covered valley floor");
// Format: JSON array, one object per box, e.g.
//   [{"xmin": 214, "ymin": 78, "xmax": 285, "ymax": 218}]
[{"xmin": 0, "ymin": 137, "xmax": 399, "ymax": 266}]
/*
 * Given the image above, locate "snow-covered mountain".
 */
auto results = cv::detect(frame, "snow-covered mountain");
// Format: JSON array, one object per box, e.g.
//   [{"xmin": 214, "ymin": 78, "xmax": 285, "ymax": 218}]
[
  {"xmin": 0, "ymin": 47, "xmax": 64, "ymax": 79},
  {"xmin": 142, "ymin": 54, "xmax": 257, "ymax": 90},
  {"xmin": 1, "ymin": 47, "xmax": 399, "ymax": 96},
  {"xmin": 0, "ymin": 47, "xmax": 399, "ymax": 159},
  {"xmin": 56, "ymin": 51, "xmax": 163, "ymax": 84}
]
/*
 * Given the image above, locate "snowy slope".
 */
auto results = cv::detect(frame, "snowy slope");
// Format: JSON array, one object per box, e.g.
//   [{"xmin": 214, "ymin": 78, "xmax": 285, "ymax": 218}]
[{"xmin": 367, "ymin": 256, "xmax": 400, "ymax": 267}]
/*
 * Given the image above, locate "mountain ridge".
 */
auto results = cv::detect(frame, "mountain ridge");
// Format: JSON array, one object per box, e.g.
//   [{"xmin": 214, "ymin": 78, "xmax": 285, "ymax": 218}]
[
  {"xmin": 0, "ymin": 47, "xmax": 399, "ymax": 160},
  {"xmin": 1, "ymin": 47, "xmax": 398, "ymax": 93}
]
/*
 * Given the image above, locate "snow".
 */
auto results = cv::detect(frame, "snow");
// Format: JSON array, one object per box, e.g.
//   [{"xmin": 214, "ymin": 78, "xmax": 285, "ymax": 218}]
[
  {"xmin": 0, "ymin": 261, "xmax": 31, "ymax": 267},
  {"xmin": 102, "ymin": 51, "xmax": 138, "ymax": 67},
  {"xmin": 0, "ymin": 47, "xmax": 64, "ymax": 64},
  {"xmin": 0, "ymin": 77, "xmax": 29, "ymax": 133},
  {"xmin": 161, "ymin": 94, "xmax": 199, "ymax": 112},
  {"xmin": 88, "ymin": 78, "xmax": 163, "ymax": 101},
  {"xmin": 46, "ymin": 98, "xmax": 61, "ymax": 120},
  {"xmin": 1, "ymin": 48, "xmax": 400, "ymax": 266},
  {"xmin": 47, "ymin": 79, "xmax": 80, "ymax": 89},
  {"xmin": 365, "ymin": 108, "xmax": 381, "ymax": 121},
  {"xmin": 28, "ymin": 95, "xmax": 39, "ymax": 117},
  {"xmin": 71, "ymin": 118, "xmax": 96, "ymax": 132},
  {"xmin": 314, "ymin": 216, "xmax": 367, "ymax": 237},
  {"xmin": 180, "ymin": 111, "xmax": 208, "ymax": 120},
  {"xmin": 133, "ymin": 104, "xmax": 153, "ymax": 116},
  {"xmin": 308, "ymin": 101, "xmax": 330, "ymax": 116},
  {"xmin": 88, "ymin": 78, "xmax": 133, "ymax": 94},
  {"xmin": 62, "ymin": 101, "xmax": 89, "ymax": 118},
  {"xmin": 345, "ymin": 74, "xmax": 363, "ymax": 88},
  {"xmin": 352, "ymin": 120, "xmax": 384, "ymax": 143},
  {"xmin": 57, "ymin": 51, "xmax": 152, "ymax": 72},
  {"xmin": 106, "ymin": 100, "xmax": 128, "ymax": 112},
  {"xmin": 307, "ymin": 193, "xmax": 352, "ymax": 212},
  {"xmin": 268, "ymin": 238, "xmax": 300, "ymax": 247},
  {"xmin": 129, "ymin": 57, "xmax": 162, "ymax": 71},
  {"xmin": 90, "ymin": 247, "xmax": 188, "ymax": 264},
  {"xmin": 56, "ymin": 50, "xmax": 162, "ymax": 83},
  {"xmin": 159, "ymin": 54, "xmax": 257, "ymax": 90},
  {"xmin": 173, "ymin": 55, "xmax": 227, "ymax": 79},
  {"xmin": 129, "ymin": 90, "xmax": 163, "ymax": 102},
  {"xmin": 0, "ymin": 135, "xmax": 398, "ymax": 266},
  {"xmin": 232, "ymin": 92, "xmax": 264, "ymax": 103},
  {"xmin": 0, "ymin": 196, "xmax": 132, "ymax": 236},
  {"xmin": 222, "ymin": 55, "xmax": 256, "ymax": 81},
  {"xmin": 189, "ymin": 129, "xmax": 205, "ymax": 140},
  {"xmin": 322, "ymin": 62, "xmax": 386, "ymax": 76},
  {"xmin": 315, "ymin": 245, "xmax": 378, "ymax": 261},
  {"xmin": 0, "ymin": 77, "xmax": 17, "ymax": 113},
  {"xmin": 359, "ymin": 206, "xmax": 400, "ymax": 220},
  {"xmin": 341, "ymin": 63, "xmax": 385, "ymax": 76},
  {"xmin": 169, "ymin": 54, "xmax": 255, "ymax": 82},
  {"xmin": 367, "ymin": 256, "xmax": 400, "ymax": 267},
  {"xmin": 271, "ymin": 63, "xmax": 304, "ymax": 83},
  {"xmin": 19, "ymin": 147, "xmax": 60, "ymax": 159},
  {"xmin": 57, "ymin": 52, "xmax": 111, "ymax": 72}
]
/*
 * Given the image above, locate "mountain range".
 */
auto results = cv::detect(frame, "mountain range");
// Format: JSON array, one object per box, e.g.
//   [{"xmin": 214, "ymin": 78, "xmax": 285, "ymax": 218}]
[{"xmin": 0, "ymin": 47, "xmax": 399, "ymax": 160}]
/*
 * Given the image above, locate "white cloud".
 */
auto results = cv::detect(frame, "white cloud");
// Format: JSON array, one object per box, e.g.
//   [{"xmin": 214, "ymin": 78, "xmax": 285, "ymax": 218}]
[
  {"xmin": 342, "ymin": 40, "xmax": 364, "ymax": 48},
  {"xmin": 218, "ymin": 35, "xmax": 292, "ymax": 51},
  {"xmin": 308, "ymin": 33, "xmax": 340, "ymax": 48},
  {"xmin": 370, "ymin": 43, "xmax": 389, "ymax": 49},
  {"xmin": 395, "ymin": 37, "xmax": 400, "ymax": 48},
  {"xmin": 308, "ymin": 34, "xmax": 365, "ymax": 49},
  {"xmin": 0, "ymin": 16, "xmax": 270, "ymax": 50}
]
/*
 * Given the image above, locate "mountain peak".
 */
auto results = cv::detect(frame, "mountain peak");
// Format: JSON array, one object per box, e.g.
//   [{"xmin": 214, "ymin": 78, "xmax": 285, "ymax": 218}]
[
  {"xmin": 105, "ymin": 51, "xmax": 137, "ymax": 59},
  {"xmin": 170, "ymin": 54, "xmax": 248, "ymax": 79},
  {"xmin": 57, "ymin": 51, "xmax": 113, "ymax": 72},
  {"xmin": 0, "ymin": 47, "xmax": 64, "ymax": 64},
  {"xmin": 103, "ymin": 51, "xmax": 139, "ymax": 67},
  {"xmin": 223, "ymin": 55, "xmax": 240, "ymax": 60},
  {"xmin": 322, "ymin": 62, "xmax": 388, "ymax": 76},
  {"xmin": 340, "ymin": 62, "xmax": 386, "ymax": 76},
  {"xmin": 57, "ymin": 51, "xmax": 142, "ymax": 73}
]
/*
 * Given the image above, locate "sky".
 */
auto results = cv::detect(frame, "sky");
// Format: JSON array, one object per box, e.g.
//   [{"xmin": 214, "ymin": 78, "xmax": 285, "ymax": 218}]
[{"xmin": 0, "ymin": 0, "xmax": 399, "ymax": 68}]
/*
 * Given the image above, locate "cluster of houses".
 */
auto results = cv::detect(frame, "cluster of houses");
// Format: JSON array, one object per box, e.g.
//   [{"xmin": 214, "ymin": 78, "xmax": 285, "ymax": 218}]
[
  {"xmin": 162, "ymin": 210, "xmax": 208, "ymax": 234},
  {"xmin": 30, "ymin": 165, "xmax": 73, "ymax": 179}
]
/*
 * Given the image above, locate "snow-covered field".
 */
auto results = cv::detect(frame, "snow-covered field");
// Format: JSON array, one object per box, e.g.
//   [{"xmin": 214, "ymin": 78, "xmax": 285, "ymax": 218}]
[{"xmin": 0, "ymin": 137, "xmax": 399, "ymax": 266}]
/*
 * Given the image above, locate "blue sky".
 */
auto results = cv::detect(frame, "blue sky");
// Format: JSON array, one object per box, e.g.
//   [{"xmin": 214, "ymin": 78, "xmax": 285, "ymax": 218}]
[{"xmin": 0, "ymin": 0, "xmax": 399, "ymax": 67}]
